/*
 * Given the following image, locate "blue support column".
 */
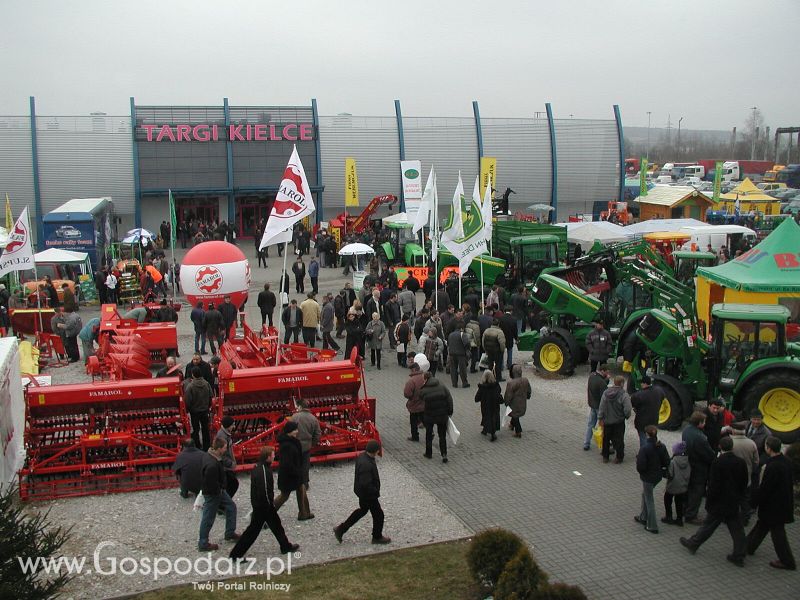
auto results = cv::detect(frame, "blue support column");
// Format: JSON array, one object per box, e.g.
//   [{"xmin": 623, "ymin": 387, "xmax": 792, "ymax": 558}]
[
  {"xmin": 223, "ymin": 98, "xmax": 235, "ymax": 225},
  {"xmin": 130, "ymin": 97, "xmax": 142, "ymax": 228},
  {"xmin": 29, "ymin": 96, "xmax": 44, "ymax": 247},
  {"xmin": 473, "ymin": 101, "xmax": 484, "ymax": 165},
  {"xmin": 613, "ymin": 104, "xmax": 625, "ymax": 203},
  {"xmin": 395, "ymin": 100, "xmax": 406, "ymax": 212},
  {"xmin": 545, "ymin": 103, "xmax": 557, "ymax": 223},
  {"xmin": 311, "ymin": 98, "xmax": 324, "ymax": 223}
]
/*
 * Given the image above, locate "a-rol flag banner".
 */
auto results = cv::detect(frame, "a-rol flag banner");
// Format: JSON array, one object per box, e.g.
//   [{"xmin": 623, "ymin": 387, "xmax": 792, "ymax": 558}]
[
  {"xmin": 480, "ymin": 157, "xmax": 497, "ymax": 199},
  {"xmin": 639, "ymin": 158, "xmax": 648, "ymax": 197},
  {"xmin": 0, "ymin": 207, "xmax": 34, "ymax": 278},
  {"xmin": 401, "ymin": 160, "xmax": 423, "ymax": 220},
  {"xmin": 345, "ymin": 157, "xmax": 360, "ymax": 207},
  {"xmin": 260, "ymin": 145, "xmax": 315, "ymax": 250}
]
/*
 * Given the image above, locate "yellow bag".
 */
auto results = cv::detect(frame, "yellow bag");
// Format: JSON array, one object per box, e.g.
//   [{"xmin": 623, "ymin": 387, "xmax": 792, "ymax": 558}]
[{"xmin": 592, "ymin": 423, "xmax": 604, "ymax": 451}]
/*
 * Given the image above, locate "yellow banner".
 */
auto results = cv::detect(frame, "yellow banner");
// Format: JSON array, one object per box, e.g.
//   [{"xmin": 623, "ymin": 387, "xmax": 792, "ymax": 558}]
[
  {"xmin": 480, "ymin": 157, "xmax": 497, "ymax": 199},
  {"xmin": 345, "ymin": 157, "xmax": 359, "ymax": 207}
]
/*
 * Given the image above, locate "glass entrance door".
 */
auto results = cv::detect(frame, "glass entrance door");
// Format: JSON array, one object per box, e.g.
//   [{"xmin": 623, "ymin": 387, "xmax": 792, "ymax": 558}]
[{"xmin": 237, "ymin": 203, "xmax": 270, "ymax": 239}]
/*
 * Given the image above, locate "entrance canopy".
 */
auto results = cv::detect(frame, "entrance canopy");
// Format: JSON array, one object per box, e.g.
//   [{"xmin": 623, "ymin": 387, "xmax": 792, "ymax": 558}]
[{"xmin": 34, "ymin": 248, "xmax": 89, "ymax": 264}]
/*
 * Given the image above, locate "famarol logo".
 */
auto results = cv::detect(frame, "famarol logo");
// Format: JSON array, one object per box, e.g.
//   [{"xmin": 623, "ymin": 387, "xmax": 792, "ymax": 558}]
[
  {"xmin": 195, "ymin": 266, "xmax": 223, "ymax": 294},
  {"xmin": 404, "ymin": 168, "xmax": 420, "ymax": 179}
]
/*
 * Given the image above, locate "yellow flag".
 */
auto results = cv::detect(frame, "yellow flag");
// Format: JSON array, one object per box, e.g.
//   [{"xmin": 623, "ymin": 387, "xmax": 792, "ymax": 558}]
[
  {"xmin": 480, "ymin": 157, "xmax": 497, "ymax": 199},
  {"xmin": 5, "ymin": 194, "xmax": 11, "ymax": 229},
  {"xmin": 345, "ymin": 158, "xmax": 359, "ymax": 207}
]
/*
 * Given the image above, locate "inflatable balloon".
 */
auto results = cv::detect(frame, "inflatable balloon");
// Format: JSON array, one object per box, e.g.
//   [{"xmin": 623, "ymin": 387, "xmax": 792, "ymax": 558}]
[{"xmin": 180, "ymin": 241, "xmax": 251, "ymax": 309}]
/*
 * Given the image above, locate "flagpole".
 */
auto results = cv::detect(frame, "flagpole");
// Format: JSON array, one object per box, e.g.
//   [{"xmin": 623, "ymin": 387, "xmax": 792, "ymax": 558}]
[
  {"xmin": 480, "ymin": 259, "xmax": 485, "ymax": 315},
  {"xmin": 168, "ymin": 190, "xmax": 176, "ymax": 303},
  {"xmin": 27, "ymin": 208, "xmax": 44, "ymax": 334},
  {"xmin": 276, "ymin": 239, "xmax": 289, "ymax": 366}
]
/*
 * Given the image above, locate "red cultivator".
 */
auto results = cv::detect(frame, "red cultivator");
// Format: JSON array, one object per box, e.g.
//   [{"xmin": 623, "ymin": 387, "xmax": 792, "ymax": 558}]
[{"xmin": 19, "ymin": 378, "xmax": 188, "ymax": 501}]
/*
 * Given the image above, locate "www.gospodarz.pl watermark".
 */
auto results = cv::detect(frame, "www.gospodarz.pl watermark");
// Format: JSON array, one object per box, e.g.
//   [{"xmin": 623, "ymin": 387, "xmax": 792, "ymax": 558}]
[{"xmin": 16, "ymin": 541, "xmax": 297, "ymax": 585}]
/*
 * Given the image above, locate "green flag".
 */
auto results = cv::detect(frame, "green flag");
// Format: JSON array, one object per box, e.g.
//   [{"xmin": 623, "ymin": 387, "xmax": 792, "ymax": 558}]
[
  {"xmin": 639, "ymin": 158, "xmax": 648, "ymax": 197},
  {"xmin": 168, "ymin": 189, "xmax": 177, "ymax": 252},
  {"xmin": 712, "ymin": 161, "xmax": 722, "ymax": 204}
]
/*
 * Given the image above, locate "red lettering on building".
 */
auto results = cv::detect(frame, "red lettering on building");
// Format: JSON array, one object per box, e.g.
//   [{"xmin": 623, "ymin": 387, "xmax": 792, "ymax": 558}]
[
  {"xmin": 156, "ymin": 124, "xmax": 175, "ymax": 142},
  {"xmin": 299, "ymin": 123, "xmax": 313, "ymax": 141},
  {"xmin": 254, "ymin": 124, "xmax": 267, "ymax": 141},
  {"xmin": 193, "ymin": 124, "xmax": 210, "ymax": 142},
  {"xmin": 229, "ymin": 124, "xmax": 244, "ymax": 141},
  {"xmin": 142, "ymin": 123, "xmax": 314, "ymax": 142},
  {"xmin": 283, "ymin": 124, "xmax": 297, "ymax": 141},
  {"xmin": 269, "ymin": 123, "xmax": 279, "ymax": 140},
  {"xmin": 142, "ymin": 124, "xmax": 157, "ymax": 141},
  {"xmin": 176, "ymin": 124, "xmax": 191, "ymax": 142}
]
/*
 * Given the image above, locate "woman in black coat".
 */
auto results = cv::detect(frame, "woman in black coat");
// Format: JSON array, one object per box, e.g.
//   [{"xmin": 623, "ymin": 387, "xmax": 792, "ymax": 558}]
[
  {"xmin": 344, "ymin": 311, "xmax": 365, "ymax": 359},
  {"xmin": 474, "ymin": 369, "xmax": 503, "ymax": 441},
  {"xmin": 273, "ymin": 421, "xmax": 307, "ymax": 516}
]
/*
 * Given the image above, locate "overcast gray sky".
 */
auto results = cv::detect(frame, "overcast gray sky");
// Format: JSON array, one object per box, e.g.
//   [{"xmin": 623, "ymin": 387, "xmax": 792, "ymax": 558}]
[{"xmin": 1, "ymin": 0, "xmax": 797, "ymax": 130}]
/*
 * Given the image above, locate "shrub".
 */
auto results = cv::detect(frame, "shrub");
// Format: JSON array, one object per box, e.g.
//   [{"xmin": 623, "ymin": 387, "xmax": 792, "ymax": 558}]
[
  {"xmin": 532, "ymin": 582, "xmax": 588, "ymax": 600},
  {"xmin": 0, "ymin": 484, "xmax": 72, "ymax": 600},
  {"xmin": 466, "ymin": 528, "xmax": 525, "ymax": 588},
  {"xmin": 495, "ymin": 546, "xmax": 548, "ymax": 600}
]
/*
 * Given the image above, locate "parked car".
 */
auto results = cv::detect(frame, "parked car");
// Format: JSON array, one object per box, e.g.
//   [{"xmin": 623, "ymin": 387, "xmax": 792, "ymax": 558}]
[{"xmin": 782, "ymin": 200, "xmax": 800, "ymax": 216}]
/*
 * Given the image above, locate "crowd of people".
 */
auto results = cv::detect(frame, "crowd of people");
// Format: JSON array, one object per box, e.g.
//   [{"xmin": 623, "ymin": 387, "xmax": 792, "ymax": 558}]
[{"xmin": 582, "ymin": 364, "xmax": 795, "ymax": 570}]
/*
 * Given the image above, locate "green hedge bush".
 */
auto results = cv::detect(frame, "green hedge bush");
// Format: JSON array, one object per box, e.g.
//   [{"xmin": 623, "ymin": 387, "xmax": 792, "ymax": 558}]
[
  {"xmin": 466, "ymin": 528, "xmax": 524, "ymax": 588},
  {"xmin": 495, "ymin": 546, "xmax": 548, "ymax": 600}
]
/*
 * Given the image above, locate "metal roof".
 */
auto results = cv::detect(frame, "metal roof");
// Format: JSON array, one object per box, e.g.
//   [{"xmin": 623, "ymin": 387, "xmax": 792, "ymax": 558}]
[{"xmin": 635, "ymin": 186, "xmax": 712, "ymax": 207}]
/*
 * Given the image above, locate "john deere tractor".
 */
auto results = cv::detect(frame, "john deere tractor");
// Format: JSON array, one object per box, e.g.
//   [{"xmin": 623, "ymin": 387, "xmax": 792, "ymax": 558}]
[{"xmin": 634, "ymin": 303, "xmax": 800, "ymax": 442}]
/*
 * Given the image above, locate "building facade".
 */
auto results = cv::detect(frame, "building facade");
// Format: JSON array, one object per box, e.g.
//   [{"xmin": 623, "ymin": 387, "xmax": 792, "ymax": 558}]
[{"xmin": 0, "ymin": 97, "xmax": 625, "ymax": 245}]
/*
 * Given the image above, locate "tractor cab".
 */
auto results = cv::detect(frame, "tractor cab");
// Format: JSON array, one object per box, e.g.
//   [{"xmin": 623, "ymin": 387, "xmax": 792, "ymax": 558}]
[
  {"xmin": 671, "ymin": 250, "xmax": 717, "ymax": 286},
  {"xmin": 709, "ymin": 304, "xmax": 789, "ymax": 396},
  {"xmin": 509, "ymin": 235, "xmax": 560, "ymax": 285},
  {"xmin": 379, "ymin": 218, "xmax": 427, "ymax": 268}
]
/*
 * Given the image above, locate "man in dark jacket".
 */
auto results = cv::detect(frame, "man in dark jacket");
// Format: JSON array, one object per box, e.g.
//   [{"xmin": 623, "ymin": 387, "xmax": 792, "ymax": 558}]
[
  {"xmin": 218, "ymin": 295, "xmax": 238, "ymax": 341},
  {"xmin": 229, "ymin": 446, "xmax": 299, "ymax": 559},
  {"xmin": 202, "ymin": 303, "xmax": 224, "ymax": 355},
  {"xmin": 273, "ymin": 421, "xmax": 305, "ymax": 514},
  {"xmin": 333, "ymin": 440, "xmax": 391, "ymax": 544},
  {"xmin": 584, "ymin": 364, "xmax": 610, "ymax": 451},
  {"xmin": 635, "ymin": 425, "xmax": 670, "ymax": 533},
  {"xmin": 185, "ymin": 366, "xmax": 213, "ymax": 451},
  {"xmin": 746, "ymin": 436, "xmax": 796, "ymax": 570},
  {"xmin": 682, "ymin": 411, "xmax": 717, "ymax": 524},
  {"xmin": 463, "ymin": 287, "xmax": 480, "ymax": 317},
  {"xmin": 215, "ymin": 416, "xmax": 238, "ymax": 498},
  {"xmin": 172, "ymin": 438, "xmax": 204, "ymax": 498},
  {"xmin": 184, "ymin": 353, "xmax": 213, "ymax": 388},
  {"xmin": 631, "ymin": 376, "xmax": 665, "ymax": 448},
  {"xmin": 257, "ymin": 283, "xmax": 277, "ymax": 327},
  {"xmin": 745, "ymin": 409, "xmax": 772, "ymax": 467},
  {"xmin": 703, "ymin": 398, "xmax": 728, "ymax": 451},
  {"xmin": 156, "ymin": 299, "xmax": 178, "ymax": 323},
  {"xmin": 422, "ymin": 275, "xmax": 436, "ymax": 303},
  {"xmin": 498, "ymin": 309, "xmax": 518, "ymax": 374},
  {"xmin": 509, "ymin": 286, "xmax": 528, "ymax": 334},
  {"xmin": 419, "ymin": 372, "xmax": 454, "ymax": 463},
  {"xmin": 384, "ymin": 294, "xmax": 401, "ymax": 349},
  {"xmin": 680, "ymin": 436, "xmax": 748, "ymax": 566},
  {"xmin": 190, "ymin": 302, "xmax": 206, "ymax": 354},
  {"xmin": 281, "ymin": 299, "xmax": 302, "ymax": 343},
  {"xmin": 198, "ymin": 438, "xmax": 240, "ymax": 551},
  {"xmin": 321, "ymin": 294, "xmax": 340, "ymax": 351},
  {"xmin": 585, "ymin": 320, "xmax": 613, "ymax": 372},
  {"xmin": 447, "ymin": 321, "xmax": 470, "ymax": 389}
]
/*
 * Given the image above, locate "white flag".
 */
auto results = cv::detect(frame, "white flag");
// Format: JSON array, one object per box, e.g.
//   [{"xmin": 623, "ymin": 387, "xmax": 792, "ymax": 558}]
[
  {"xmin": 259, "ymin": 145, "xmax": 315, "ymax": 250},
  {"xmin": 440, "ymin": 172, "xmax": 464, "ymax": 243},
  {"xmin": 0, "ymin": 207, "xmax": 35, "ymax": 278},
  {"xmin": 413, "ymin": 167, "xmax": 434, "ymax": 235},
  {"xmin": 472, "ymin": 175, "xmax": 480, "ymax": 207},
  {"xmin": 441, "ymin": 196, "xmax": 488, "ymax": 276},
  {"xmin": 430, "ymin": 169, "xmax": 439, "ymax": 263},
  {"xmin": 482, "ymin": 173, "xmax": 493, "ymax": 243}
]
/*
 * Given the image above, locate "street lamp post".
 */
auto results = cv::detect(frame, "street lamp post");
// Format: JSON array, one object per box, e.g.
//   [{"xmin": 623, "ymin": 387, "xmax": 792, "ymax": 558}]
[
  {"xmin": 677, "ymin": 117, "xmax": 683, "ymax": 160},
  {"xmin": 646, "ymin": 111, "xmax": 652, "ymax": 159},
  {"xmin": 750, "ymin": 106, "xmax": 758, "ymax": 160}
]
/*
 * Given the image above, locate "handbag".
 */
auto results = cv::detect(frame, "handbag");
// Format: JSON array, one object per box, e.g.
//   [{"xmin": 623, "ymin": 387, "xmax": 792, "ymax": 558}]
[
  {"xmin": 592, "ymin": 423, "xmax": 604, "ymax": 451},
  {"xmin": 447, "ymin": 417, "xmax": 461, "ymax": 446},
  {"xmin": 478, "ymin": 352, "xmax": 489, "ymax": 370},
  {"xmin": 502, "ymin": 405, "xmax": 512, "ymax": 427}
]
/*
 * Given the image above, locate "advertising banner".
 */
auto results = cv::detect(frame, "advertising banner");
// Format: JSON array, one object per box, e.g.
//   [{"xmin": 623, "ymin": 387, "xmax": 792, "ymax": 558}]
[
  {"xmin": 401, "ymin": 160, "xmax": 423, "ymax": 220},
  {"xmin": 345, "ymin": 158, "xmax": 360, "ymax": 207},
  {"xmin": 480, "ymin": 157, "xmax": 497, "ymax": 199},
  {"xmin": 640, "ymin": 158, "xmax": 649, "ymax": 197},
  {"xmin": 712, "ymin": 161, "xmax": 722, "ymax": 204}
]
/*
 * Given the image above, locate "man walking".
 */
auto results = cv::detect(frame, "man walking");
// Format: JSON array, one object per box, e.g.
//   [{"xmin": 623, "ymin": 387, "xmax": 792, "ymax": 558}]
[
  {"xmin": 634, "ymin": 425, "xmax": 670, "ymax": 534},
  {"xmin": 403, "ymin": 361, "xmax": 426, "ymax": 442},
  {"xmin": 300, "ymin": 292, "xmax": 321, "ymax": 347},
  {"xmin": 419, "ymin": 371, "xmax": 453, "ymax": 463},
  {"xmin": 320, "ymin": 293, "xmax": 340, "ymax": 351},
  {"xmin": 333, "ymin": 440, "xmax": 391, "ymax": 545},
  {"xmin": 481, "ymin": 319, "xmax": 507, "ymax": 382},
  {"xmin": 281, "ymin": 299, "xmax": 302, "ymax": 343},
  {"xmin": 292, "ymin": 399, "xmax": 321, "ymax": 521},
  {"xmin": 586, "ymin": 319, "xmax": 613, "ymax": 372},
  {"xmin": 229, "ymin": 446, "xmax": 299, "ymax": 559},
  {"xmin": 198, "ymin": 438, "xmax": 240, "ymax": 551},
  {"xmin": 682, "ymin": 411, "xmax": 716, "ymax": 524},
  {"xmin": 598, "ymin": 375, "xmax": 632, "ymax": 463},
  {"xmin": 308, "ymin": 257, "xmax": 320, "ymax": 295},
  {"xmin": 631, "ymin": 376, "xmax": 664, "ymax": 448},
  {"xmin": 185, "ymin": 366, "xmax": 213, "ymax": 451},
  {"xmin": 203, "ymin": 303, "xmax": 224, "ymax": 355},
  {"xmin": 680, "ymin": 436, "xmax": 748, "ymax": 567},
  {"xmin": 218, "ymin": 295, "xmax": 238, "ymax": 342},
  {"xmin": 746, "ymin": 436, "xmax": 796, "ymax": 570},
  {"xmin": 257, "ymin": 283, "xmax": 276, "ymax": 327},
  {"xmin": 215, "ymin": 416, "xmax": 239, "ymax": 498},
  {"xmin": 584, "ymin": 364, "xmax": 610, "ymax": 451},
  {"xmin": 447, "ymin": 320, "xmax": 470, "ymax": 388}
]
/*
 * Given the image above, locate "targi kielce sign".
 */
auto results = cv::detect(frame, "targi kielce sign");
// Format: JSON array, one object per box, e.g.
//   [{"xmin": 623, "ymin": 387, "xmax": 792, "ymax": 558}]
[{"xmin": 141, "ymin": 123, "xmax": 314, "ymax": 142}]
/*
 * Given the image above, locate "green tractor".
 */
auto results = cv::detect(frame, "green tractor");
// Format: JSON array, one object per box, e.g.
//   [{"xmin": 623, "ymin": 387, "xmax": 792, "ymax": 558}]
[
  {"xmin": 378, "ymin": 219, "xmax": 428, "ymax": 268},
  {"xmin": 634, "ymin": 303, "xmax": 800, "ymax": 442},
  {"xmin": 671, "ymin": 250, "xmax": 717, "ymax": 286}
]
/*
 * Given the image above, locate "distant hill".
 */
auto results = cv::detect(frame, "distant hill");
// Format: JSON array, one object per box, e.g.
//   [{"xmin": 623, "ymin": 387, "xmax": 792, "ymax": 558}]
[{"xmin": 623, "ymin": 126, "xmax": 731, "ymax": 144}]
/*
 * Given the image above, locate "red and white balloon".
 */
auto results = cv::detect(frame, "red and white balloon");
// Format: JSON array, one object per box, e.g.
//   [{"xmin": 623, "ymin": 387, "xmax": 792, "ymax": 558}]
[{"xmin": 180, "ymin": 241, "xmax": 251, "ymax": 308}]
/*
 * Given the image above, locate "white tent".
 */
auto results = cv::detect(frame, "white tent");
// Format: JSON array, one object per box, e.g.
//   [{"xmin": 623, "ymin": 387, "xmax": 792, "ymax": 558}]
[
  {"xmin": 623, "ymin": 218, "xmax": 706, "ymax": 237},
  {"xmin": 567, "ymin": 223, "xmax": 628, "ymax": 246},
  {"xmin": 34, "ymin": 248, "xmax": 89, "ymax": 263}
]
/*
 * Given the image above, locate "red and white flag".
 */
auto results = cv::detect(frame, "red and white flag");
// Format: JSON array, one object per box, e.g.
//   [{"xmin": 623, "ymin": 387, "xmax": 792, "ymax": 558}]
[
  {"xmin": 259, "ymin": 146, "xmax": 316, "ymax": 250},
  {"xmin": 0, "ymin": 207, "xmax": 35, "ymax": 278}
]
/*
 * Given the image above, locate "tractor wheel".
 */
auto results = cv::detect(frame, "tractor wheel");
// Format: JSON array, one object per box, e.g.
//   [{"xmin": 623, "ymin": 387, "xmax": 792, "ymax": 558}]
[
  {"xmin": 741, "ymin": 372, "xmax": 800, "ymax": 444},
  {"xmin": 653, "ymin": 375, "xmax": 690, "ymax": 431},
  {"xmin": 533, "ymin": 334, "xmax": 574, "ymax": 376}
]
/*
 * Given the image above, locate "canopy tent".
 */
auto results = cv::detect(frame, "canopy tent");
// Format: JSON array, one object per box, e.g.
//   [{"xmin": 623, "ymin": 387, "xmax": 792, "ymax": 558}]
[
  {"xmin": 623, "ymin": 218, "xmax": 706, "ymax": 237},
  {"xmin": 719, "ymin": 178, "xmax": 776, "ymax": 202},
  {"xmin": 566, "ymin": 223, "xmax": 628, "ymax": 246},
  {"xmin": 381, "ymin": 212, "xmax": 412, "ymax": 228},
  {"xmin": 717, "ymin": 178, "xmax": 781, "ymax": 215},
  {"xmin": 34, "ymin": 248, "xmax": 89, "ymax": 264},
  {"xmin": 695, "ymin": 218, "xmax": 800, "ymax": 325}
]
